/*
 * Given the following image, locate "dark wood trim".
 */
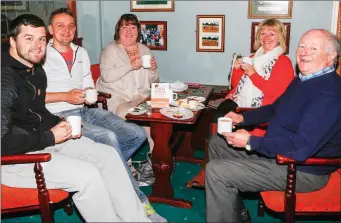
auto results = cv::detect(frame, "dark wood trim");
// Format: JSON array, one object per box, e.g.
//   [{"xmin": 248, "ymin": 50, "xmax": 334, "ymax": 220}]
[
  {"xmin": 67, "ymin": 0, "xmax": 78, "ymax": 38},
  {"xmin": 337, "ymin": 1, "xmax": 341, "ymax": 76}
]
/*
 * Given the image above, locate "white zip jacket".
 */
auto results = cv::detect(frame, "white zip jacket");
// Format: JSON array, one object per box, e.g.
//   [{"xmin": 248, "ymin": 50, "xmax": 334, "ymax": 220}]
[{"xmin": 43, "ymin": 39, "xmax": 94, "ymax": 114}]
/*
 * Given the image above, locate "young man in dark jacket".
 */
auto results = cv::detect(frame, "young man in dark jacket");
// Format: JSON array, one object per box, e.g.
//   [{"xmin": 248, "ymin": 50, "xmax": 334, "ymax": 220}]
[
  {"xmin": 1, "ymin": 14, "xmax": 151, "ymax": 222},
  {"xmin": 205, "ymin": 29, "xmax": 341, "ymax": 223}
]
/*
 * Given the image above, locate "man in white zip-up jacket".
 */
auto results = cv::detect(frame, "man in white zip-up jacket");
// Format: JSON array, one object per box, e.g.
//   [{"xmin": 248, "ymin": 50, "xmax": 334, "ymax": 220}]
[{"xmin": 43, "ymin": 8, "xmax": 166, "ymax": 222}]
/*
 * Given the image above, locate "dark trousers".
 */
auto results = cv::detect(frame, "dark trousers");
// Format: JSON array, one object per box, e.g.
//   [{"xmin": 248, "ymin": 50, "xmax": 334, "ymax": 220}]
[{"xmin": 205, "ymin": 134, "xmax": 329, "ymax": 223}]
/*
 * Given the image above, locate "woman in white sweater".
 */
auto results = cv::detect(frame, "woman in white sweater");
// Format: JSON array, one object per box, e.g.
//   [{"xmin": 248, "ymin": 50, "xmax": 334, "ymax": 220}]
[
  {"xmin": 97, "ymin": 14, "xmax": 160, "ymax": 151},
  {"xmin": 97, "ymin": 14, "xmax": 159, "ymax": 118}
]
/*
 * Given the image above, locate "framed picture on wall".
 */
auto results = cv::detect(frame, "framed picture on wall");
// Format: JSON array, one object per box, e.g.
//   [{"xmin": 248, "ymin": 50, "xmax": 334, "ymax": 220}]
[
  {"xmin": 1, "ymin": 1, "xmax": 29, "ymax": 12},
  {"xmin": 196, "ymin": 15, "xmax": 225, "ymax": 52},
  {"xmin": 248, "ymin": 0, "xmax": 293, "ymax": 19},
  {"xmin": 140, "ymin": 21, "xmax": 167, "ymax": 51},
  {"xmin": 250, "ymin": 22, "xmax": 291, "ymax": 54},
  {"xmin": 131, "ymin": 0, "xmax": 174, "ymax": 12}
]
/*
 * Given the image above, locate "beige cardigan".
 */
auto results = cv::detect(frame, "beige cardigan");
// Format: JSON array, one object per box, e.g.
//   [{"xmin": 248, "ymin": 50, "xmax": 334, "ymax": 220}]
[{"xmin": 96, "ymin": 41, "xmax": 159, "ymax": 113}]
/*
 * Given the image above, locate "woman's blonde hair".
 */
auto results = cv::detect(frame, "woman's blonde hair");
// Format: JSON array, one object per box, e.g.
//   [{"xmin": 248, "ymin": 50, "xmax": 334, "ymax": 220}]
[{"xmin": 253, "ymin": 18, "xmax": 287, "ymax": 53}]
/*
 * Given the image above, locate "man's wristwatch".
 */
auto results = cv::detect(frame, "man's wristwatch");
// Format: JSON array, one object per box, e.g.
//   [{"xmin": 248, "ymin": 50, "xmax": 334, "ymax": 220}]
[{"xmin": 245, "ymin": 136, "xmax": 251, "ymax": 151}]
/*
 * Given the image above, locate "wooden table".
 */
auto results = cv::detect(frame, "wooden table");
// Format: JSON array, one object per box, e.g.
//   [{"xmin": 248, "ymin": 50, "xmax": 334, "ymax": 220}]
[{"xmin": 126, "ymin": 86, "xmax": 213, "ymax": 208}]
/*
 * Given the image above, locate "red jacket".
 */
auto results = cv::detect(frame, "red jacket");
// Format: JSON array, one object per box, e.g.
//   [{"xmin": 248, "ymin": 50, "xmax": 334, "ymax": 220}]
[{"xmin": 227, "ymin": 54, "xmax": 295, "ymax": 136}]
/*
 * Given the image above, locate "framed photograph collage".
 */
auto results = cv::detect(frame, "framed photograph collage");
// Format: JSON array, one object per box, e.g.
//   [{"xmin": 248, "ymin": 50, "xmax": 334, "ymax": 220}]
[
  {"xmin": 131, "ymin": 0, "xmax": 293, "ymax": 53},
  {"xmin": 140, "ymin": 21, "xmax": 167, "ymax": 51}
]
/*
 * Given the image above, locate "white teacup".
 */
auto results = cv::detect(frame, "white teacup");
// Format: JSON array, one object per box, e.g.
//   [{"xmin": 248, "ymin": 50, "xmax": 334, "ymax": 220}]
[
  {"xmin": 142, "ymin": 55, "xmax": 152, "ymax": 69},
  {"xmin": 217, "ymin": 117, "xmax": 233, "ymax": 135},
  {"xmin": 168, "ymin": 89, "xmax": 178, "ymax": 104},
  {"xmin": 242, "ymin": 57, "xmax": 253, "ymax": 65},
  {"xmin": 66, "ymin": 116, "xmax": 82, "ymax": 136},
  {"xmin": 189, "ymin": 100, "xmax": 198, "ymax": 109},
  {"xmin": 85, "ymin": 89, "xmax": 98, "ymax": 104}
]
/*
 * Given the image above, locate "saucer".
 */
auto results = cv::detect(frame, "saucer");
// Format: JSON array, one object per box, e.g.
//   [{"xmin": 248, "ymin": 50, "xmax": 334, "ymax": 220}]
[
  {"xmin": 170, "ymin": 84, "xmax": 188, "ymax": 92},
  {"xmin": 128, "ymin": 107, "xmax": 147, "ymax": 115},
  {"xmin": 186, "ymin": 96, "xmax": 206, "ymax": 103},
  {"xmin": 177, "ymin": 99, "xmax": 205, "ymax": 111}
]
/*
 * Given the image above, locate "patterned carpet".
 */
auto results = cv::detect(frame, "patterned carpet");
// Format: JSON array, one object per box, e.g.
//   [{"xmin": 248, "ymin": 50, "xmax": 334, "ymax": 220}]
[{"xmin": 2, "ymin": 144, "xmax": 338, "ymax": 222}]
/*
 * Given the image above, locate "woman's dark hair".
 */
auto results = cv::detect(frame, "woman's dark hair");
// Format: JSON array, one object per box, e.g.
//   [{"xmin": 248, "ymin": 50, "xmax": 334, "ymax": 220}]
[
  {"xmin": 9, "ymin": 14, "xmax": 46, "ymax": 39},
  {"xmin": 114, "ymin": 14, "xmax": 141, "ymax": 42}
]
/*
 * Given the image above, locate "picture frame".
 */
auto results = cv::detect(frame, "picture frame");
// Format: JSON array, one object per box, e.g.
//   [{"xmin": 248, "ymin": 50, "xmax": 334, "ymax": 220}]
[
  {"xmin": 140, "ymin": 21, "xmax": 167, "ymax": 51},
  {"xmin": 250, "ymin": 22, "xmax": 291, "ymax": 54},
  {"xmin": 248, "ymin": 0, "xmax": 293, "ymax": 19},
  {"xmin": 196, "ymin": 15, "xmax": 225, "ymax": 52},
  {"xmin": 1, "ymin": 1, "xmax": 29, "ymax": 12},
  {"xmin": 131, "ymin": 0, "xmax": 174, "ymax": 12}
]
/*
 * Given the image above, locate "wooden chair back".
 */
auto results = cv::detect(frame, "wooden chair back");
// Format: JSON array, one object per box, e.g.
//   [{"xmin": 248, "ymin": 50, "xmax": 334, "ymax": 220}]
[
  {"xmin": 258, "ymin": 156, "xmax": 341, "ymax": 223},
  {"xmin": 90, "ymin": 64, "xmax": 100, "ymax": 84},
  {"xmin": 1, "ymin": 153, "xmax": 73, "ymax": 222}
]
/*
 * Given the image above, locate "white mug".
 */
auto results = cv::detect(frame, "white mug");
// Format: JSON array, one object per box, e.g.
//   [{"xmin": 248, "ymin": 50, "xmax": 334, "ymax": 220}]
[
  {"xmin": 168, "ymin": 89, "xmax": 178, "ymax": 104},
  {"xmin": 242, "ymin": 57, "xmax": 253, "ymax": 65},
  {"xmin": 85, "ymin": 89, "xmax": 98, "ymax": 104},
  {"xmin": 66, "ymin": 116, "xmax": 82, "ymax": 136},
  {"xmin": 142, "ymin": 55, "xmax": 152, "ymax": 69},
  {"xmin": 217, "ymin": 117, "xmax": 233, "ymax": 134}
]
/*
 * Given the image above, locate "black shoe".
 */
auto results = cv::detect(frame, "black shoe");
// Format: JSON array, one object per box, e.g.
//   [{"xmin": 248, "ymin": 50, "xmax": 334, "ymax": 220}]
[{"xmin": 241, "ymin": 208, "xmax": 251, "ymax": 223}]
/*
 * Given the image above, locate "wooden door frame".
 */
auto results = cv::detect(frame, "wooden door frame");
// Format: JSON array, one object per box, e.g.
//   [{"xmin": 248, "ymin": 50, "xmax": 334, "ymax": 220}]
[
  {"xmin": 337, "ymin": 1, "xmax": 341, "ymax": 75},
  {"xmin": 67, "ymin": 0, "xmax": 78, "ymax": 37}
]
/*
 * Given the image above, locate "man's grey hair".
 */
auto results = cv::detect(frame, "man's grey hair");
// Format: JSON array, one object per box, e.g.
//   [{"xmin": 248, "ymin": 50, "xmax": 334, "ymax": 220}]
[{"xmin": 320, "ymin": 29, "xmax": 341, "ymax": 66}]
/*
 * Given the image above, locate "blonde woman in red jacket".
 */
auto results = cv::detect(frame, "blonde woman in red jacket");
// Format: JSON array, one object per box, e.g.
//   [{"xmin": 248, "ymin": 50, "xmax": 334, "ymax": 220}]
[
  {"xmin": 187, "ymin": 18, "xmax": 296, "ymax": 190},
  {"xmin": 214, "ymin": 18, "xmax": 295, "ymax": 137}
]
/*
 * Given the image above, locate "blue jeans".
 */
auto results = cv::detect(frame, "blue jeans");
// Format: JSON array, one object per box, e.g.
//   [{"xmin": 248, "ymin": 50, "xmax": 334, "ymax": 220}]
[{"xmin": 55, "ymin": 107, "xmax": 148, "ymax": 203}]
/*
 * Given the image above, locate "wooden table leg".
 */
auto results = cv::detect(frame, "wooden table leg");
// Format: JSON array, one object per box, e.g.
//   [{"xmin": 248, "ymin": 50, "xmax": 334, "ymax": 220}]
[{"xmin": 149, "ymin": 122, "xmax": 192, "ymax": 208}]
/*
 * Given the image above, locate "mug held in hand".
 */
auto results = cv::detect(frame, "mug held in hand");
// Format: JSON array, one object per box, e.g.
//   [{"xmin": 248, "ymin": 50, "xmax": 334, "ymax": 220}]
[
  {"xmin": 85, "ymin": 89, "xmax": 98, "ymax": 104},
  {"xmin": 142, "ymin": 55, "xmax": 152, "ymax": 69},
  {"xmin": 217, "ymin": 117, "xmax": 233, "ymax": 135},
  {"xmin": 242, "ymin": 57, "xmax": 253, "ymax": 65},
  {"xmin": 66, "ymin": 116, "xmax": 82, "ymax": 136}
]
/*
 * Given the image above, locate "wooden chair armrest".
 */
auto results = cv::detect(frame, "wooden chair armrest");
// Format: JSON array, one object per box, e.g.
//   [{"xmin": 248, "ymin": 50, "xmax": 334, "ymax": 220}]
[
  {"xmin": 221, "ymin": 89, "xmax": 230, "ymax": 94},
  {"xmin": 98, "ymin": 91, "xmax": 111, "ymax": 99},
  {"xmin": 276, "ymin": 154, "xmax": 341, "ymax": 166},
  {"xmin": 1, "ymin": 153, "xmax": 51, "ymax": 165},
  {"xmin": 236, "ymin": 107, "xmax": 256, "ymax": 113}
]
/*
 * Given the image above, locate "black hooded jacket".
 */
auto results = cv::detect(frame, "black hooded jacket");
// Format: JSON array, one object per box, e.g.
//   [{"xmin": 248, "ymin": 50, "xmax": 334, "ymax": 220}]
[{"xmin": 1, "ymin": 52, "xmax": 61, "ymax": 155}]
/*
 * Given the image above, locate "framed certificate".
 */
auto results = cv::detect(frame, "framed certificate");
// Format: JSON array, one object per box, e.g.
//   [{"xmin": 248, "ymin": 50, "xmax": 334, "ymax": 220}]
[
  {"xmin": 248, "ymin": 1, "xmax": 293, "ymax": 19},
  {"xmin": 130, "ymin": 0, "xmax": 174, "ymax": 12}
]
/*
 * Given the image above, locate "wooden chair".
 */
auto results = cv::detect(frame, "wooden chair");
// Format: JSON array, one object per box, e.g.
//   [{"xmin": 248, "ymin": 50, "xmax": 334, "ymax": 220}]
[
  {"xmin": 258, "ymin": 155, "xmax": 341, "ymax": 223},
  {"xmin": 1, "ymin": 153, "xmax": 73, "ymax": 223},
  {"xmin": 90, "ymin": 64, "xmax": 111, "ymax": 110}
]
